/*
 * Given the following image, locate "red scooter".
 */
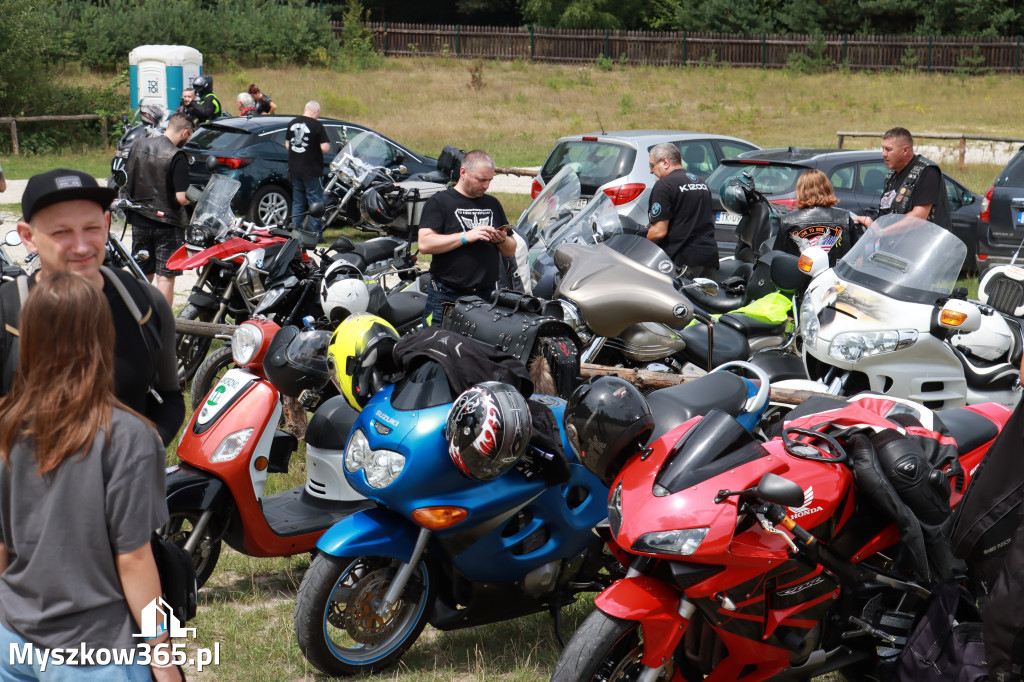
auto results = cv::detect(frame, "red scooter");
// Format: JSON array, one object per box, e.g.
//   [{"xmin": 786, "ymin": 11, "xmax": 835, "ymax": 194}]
[
  {"xmin": 164, "ymin": 317, "xmax": 370, "ymax": 586},
  {"xmin": 553, "ymin": 388, "xmax": 1012, "ymax": 681}
]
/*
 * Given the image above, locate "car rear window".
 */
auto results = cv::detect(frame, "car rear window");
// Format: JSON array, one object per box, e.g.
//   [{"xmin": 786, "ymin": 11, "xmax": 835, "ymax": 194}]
[
  {"xmin": 187, "ymin": 127, "xmax": 258, "ymax": 152},
  {"xmin": 706, "ymin": 163, "xmax": 804, "ymax": 196},
  {"xmin": 540, "ymin": 140, "xmax": 636, "ymax": 194},
  {"xmin": 995, "ymin": 150, "xmax": 1024, "ymax": 187}
]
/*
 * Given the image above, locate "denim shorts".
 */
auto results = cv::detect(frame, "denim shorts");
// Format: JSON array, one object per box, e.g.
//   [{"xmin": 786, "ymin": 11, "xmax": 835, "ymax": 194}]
[{"xmin": 0, "ymin": 621, "xmax": 153, "ymax": 681}]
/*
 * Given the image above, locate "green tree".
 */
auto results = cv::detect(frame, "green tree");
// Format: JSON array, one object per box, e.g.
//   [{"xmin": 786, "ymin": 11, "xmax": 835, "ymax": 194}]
[
  {"xmin": 518, "ymin": 0, "xmax": 647, "ymax": 29},
  {"xmin": 0, "ymin": 0, "xmax": 46, "ymax": 113}
]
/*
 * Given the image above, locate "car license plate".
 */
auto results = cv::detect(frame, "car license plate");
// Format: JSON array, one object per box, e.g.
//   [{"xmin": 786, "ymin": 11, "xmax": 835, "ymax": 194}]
[
  {"xmin": 716, "ymin": 211, "xmax": 741, "ymax": 225},
  {"xmin": 567, "ymin": 197, "xmax": 589, "ymax": 212}
]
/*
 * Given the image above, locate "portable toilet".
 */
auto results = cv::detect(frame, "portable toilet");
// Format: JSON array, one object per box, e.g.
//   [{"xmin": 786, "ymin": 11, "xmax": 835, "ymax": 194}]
[{"xmin": 129, "ymin": 45, "xmax": 203, "ymax": 112}]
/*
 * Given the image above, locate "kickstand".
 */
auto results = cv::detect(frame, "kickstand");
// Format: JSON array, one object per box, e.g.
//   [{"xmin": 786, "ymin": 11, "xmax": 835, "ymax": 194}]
[{"xmin": 549, "ymin": 594, "xmax": 567, "ymax": 648}]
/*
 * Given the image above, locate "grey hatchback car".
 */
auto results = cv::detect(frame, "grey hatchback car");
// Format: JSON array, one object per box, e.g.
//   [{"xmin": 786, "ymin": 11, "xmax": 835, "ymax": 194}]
[
  {"xmin": 532, "ymin": 130, "xmax": 761, "ymax": 226},
  {"xmin": 977, "ymin": 147, "xmax": 1024, "ymax": 268}
]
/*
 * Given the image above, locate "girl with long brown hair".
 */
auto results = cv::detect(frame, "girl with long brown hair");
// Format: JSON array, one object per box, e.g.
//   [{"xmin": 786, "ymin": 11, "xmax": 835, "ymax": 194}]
[
  {"xmin": 773, "ymin": 169, "xmax": 864, "ymax": 266},
  {"xmin": 0, "ymin": 273, "xmax": 181, "ymax": 682}
]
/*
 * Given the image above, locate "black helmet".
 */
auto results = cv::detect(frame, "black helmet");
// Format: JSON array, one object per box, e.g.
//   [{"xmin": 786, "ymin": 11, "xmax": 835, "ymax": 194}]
[
  {"xmin": 193, "ymin": 75, "xmax": 213, "ymax": 97},
  {"xmin": 720, "ymin": 177, "xmax": 752, "ymax": 216},
  {"xmin": 446, "ymin": 382, "xmax": 532, "ymax": 481},
  {"xmin": 263, "ymin": 326, "xmax": 332, "ymax": 398},
  {"xmin": 564, "ymin": 376, "xmax": 653, "ymax": 486},
  {"xmin": 359, "ymin": 186, "xmax": 403, "ymax": 228}
]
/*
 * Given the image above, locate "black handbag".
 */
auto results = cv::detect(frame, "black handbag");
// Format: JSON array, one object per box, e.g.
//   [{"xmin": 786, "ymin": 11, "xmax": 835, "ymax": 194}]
[{"xmin": 150, "ymin": 532, "xmax": 198, "ymax": 623}]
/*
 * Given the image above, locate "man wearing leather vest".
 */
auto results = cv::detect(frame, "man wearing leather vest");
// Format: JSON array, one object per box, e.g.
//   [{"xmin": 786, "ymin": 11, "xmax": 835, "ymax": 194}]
[
  {"xmin": 775, "ymin": 169, "xmax": 863, "ymax": 267},
  {"xmin": 124, "ymin": 112, "xmax": 194, "ymax": 306},
  {"xmin": 854, "ymin": 127, "xmax": 951, "ymax": 231}
]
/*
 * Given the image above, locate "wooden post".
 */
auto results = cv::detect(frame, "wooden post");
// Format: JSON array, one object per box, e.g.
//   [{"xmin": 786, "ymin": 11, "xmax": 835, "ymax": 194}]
[
  {"xmin": 959, "ymin": 135, "xmax": 966, "ymax": 173},
  {"xmin": 101, "ymin": 117, "xmax": 108, "ymax": 150},
  {"xmin": 837, "ymin": 133, "xmax": 845, "ymax": 149}
]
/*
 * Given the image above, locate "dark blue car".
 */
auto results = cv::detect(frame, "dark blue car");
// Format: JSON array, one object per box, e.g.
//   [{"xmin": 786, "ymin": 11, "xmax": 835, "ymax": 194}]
[{"xmin": 182, "ymin": 115, "xmax": 439, "ymax": 225}]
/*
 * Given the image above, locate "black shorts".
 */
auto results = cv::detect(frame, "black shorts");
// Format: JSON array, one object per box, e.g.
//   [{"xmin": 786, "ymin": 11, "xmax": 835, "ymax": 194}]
[{"xmin": 132, "ymin": 225, "xmax": 184, "ymax": 277}]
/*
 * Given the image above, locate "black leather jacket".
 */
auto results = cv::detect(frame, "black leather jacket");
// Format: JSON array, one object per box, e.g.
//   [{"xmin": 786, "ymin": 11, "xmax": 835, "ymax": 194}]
[
  {"xmin": 775, "ymin": 205, "xmax": 863, "ymax": 266},
  {"xmin": 125, "ymin": 135, "xmax": 187, "ymax": 227}
]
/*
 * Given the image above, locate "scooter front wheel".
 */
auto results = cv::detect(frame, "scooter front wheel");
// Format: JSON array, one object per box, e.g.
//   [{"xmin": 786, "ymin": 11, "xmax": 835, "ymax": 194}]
[
  {"xmin": 162, "ymin": 511, "xmax": 222, "ymax": 588},
  {"xmin": 294, "ymin": 553, "xmax": 435, "ymax": 676}
]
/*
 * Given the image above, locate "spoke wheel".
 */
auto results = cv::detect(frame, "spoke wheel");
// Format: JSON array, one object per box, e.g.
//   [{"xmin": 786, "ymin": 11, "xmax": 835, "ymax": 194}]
[
  {"xmin": 295, "ymin": 554, "xmax": 434, "ymax": 676},
  {"xmin": 175, "ymin": 303, "xmax": 215, "ymax": 385},
  {"xmin": 161, "ymin": 511, "xmax": 222, "ymax": 588}
]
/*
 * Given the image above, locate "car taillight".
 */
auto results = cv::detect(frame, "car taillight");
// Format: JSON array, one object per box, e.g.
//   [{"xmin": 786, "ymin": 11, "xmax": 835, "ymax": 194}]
[
  {"xmin": 214, "ymin": 157, "xmax": 253, "ymax": 170},
  {"xmin": 980, "ymin": 186, "xmax": 994, "ymax": 222},
  {"xmin": 531, "ymin": 177, "xmax": 543, "ymax": 199},
  {"xmin": 770, "ymin": 198, "xmax": 798, "ymax": 209},
  {"xmin": 603, "ymin": 183, "xmax": 646, "ymax": 205}
]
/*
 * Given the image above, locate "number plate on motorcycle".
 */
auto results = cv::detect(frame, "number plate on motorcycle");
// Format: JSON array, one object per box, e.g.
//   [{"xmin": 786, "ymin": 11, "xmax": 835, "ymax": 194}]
[
  {"xmin": 196, "ymin": 369, "xmax": 257, "ymax": 427},
  {"xmin": 716, "ymin": 211, "xmax": 742, "ymax": 225},
  {"xmin": 1016, "ymin": 210, "xmax": 1024, "ymax": 226}
]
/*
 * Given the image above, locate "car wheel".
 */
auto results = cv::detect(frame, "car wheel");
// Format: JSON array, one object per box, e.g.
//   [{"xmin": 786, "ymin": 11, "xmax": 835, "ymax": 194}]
[{"xmin": 249, "ymin": 184, "xmax": 290, "ymax": 227}]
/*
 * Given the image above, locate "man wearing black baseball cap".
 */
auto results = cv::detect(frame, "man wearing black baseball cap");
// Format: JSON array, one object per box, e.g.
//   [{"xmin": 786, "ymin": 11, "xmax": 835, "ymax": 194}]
[{"xmin": 0, "ymin": 168, "xmax": 184, "ymax": 446}]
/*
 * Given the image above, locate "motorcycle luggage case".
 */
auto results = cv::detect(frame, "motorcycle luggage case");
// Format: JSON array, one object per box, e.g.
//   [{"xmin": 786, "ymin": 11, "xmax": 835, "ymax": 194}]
[
  {"xmin": 393, "ymin": 180, "xmax": 447, "ymax": 230},
  {"xmin": 443, "ymin": 291, "xmax": 581, "ymax": 398}
]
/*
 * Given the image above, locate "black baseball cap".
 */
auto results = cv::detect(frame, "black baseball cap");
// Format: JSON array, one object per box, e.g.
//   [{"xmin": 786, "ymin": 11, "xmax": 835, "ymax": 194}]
[{"xmin": 21, "ymin": 168, "xmax": 115, "ymax": 222}]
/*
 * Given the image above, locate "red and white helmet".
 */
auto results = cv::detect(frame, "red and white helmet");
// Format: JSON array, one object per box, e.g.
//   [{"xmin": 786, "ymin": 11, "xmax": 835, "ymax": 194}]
[{"xmin": 446, "ymin": 382, "xmax": 532, "ymax": 481}]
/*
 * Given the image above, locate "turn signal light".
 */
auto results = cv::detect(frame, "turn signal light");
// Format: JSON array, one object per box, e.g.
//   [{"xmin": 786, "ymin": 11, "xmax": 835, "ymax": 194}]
[
  {"xmin": 939, "ymin": 309, "xmax": 969, "ymax": 327},
  {"xmin": 253, "ymin": 456, "xmax": 269, "ymax": 471},
  {"xmin": 798, "ymin": 254, "xmax": 814, "ymax": 273},
  {"xmin": 412, "ymin": 506, "xmax": 468, "ymax": 529}
]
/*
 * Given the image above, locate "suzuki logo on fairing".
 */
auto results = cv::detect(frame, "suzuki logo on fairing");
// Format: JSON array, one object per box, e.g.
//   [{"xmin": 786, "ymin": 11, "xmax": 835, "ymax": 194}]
[
  {"xmin": 789, "ymin": 486, "xmax": 824, "ymax": 519},
  {"xmin": 776, "ymin": 576, "xmax": 826, "ymax": 597},
  {"xmin": 374, "ymin": 410, "xmax": 399, "ymax": 428}
]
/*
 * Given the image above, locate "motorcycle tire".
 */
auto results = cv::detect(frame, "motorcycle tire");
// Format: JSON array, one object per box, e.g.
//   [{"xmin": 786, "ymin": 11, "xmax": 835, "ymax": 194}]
[
  {"xmin": 294, "ymin": 553, "xmax": 435, "ymax": 676},
  {"xmin": 190, "ymin": 345, "xmax": 234, "ymax": 407},
  {"xmin": 176, "ymin": 303, "xmax": 215, "ymax": 385},
  {"xmin": 551, "ymin": 610, "xmax": 645, "ymax": 682},
  {"xmin": 161, "ymin": 511, "xmax": 222, "ymax": 589}
]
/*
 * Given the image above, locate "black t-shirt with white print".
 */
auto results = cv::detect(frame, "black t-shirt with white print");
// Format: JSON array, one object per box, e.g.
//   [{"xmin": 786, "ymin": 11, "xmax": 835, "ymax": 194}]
[
  {"xmin": 420, "ymin": 187, "xmax": 509, "ymax": 292},
  {"xmin": 648, "ymin": 168, "xmax": 718, "ymax": 269},
  {"xmin": 286, "ymin": 115, "xmax": 328, "ymax": 180}
]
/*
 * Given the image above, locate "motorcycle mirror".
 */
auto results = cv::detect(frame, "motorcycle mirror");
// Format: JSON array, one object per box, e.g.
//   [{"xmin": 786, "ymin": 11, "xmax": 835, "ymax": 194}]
[
  {"xmin": 5, "ymin": 231, "xmax": 22, "ymax": 248},
  {"xmin": 205, "ymin": 156, "xmax": 220, "ymax": 172},
  {"xmin": 112, "ymin": 169, "xmax": 129, "ymax": 188},
  {"xmin": 756, "ymin": 473, "xmax": 806, "ymax": 508},
  {"xmin": 135, "ymin": 250, "xmax": 150, "ymax": 263},
  {"xmin": 308, "ymin": 203, "xmax": 326, "ymax": 218},
  {"xmin": 121, "ymin": 114, "xmax": 129, "ymax": 126},
  {"xmin": 690, "ymin": 277, "xmax": 719, "ymax": 296},
  {"xmin": 397, "ymin": 165, "xmax": 408, "ymax": 175}
]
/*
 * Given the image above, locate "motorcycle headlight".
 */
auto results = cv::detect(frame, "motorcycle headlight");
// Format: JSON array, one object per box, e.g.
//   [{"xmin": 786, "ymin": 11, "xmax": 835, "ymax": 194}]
[
  {"xmin": 559, "ymin": 299, "xmax": 592, "ymax": 343},
  {"xmin": 631, "ymin": 527, "xmax": 710, "ymax": 556},
  {"xmin": 800, "ymin": 296, "xmax": 818, "ymax": 346},
  {"xmin": 231, "ymin": 323, "xmax": 263, "ymax": 365},
  {"xmin": 210, "ymin": 428, "xmax": 253, "ymax": 463},
  {"xmin": 344, "ymin": 429, "xmax": 406, "ymax": 488},
  {"xmin": 828, "ymin": 330, "xmax": 918, "ymax": 362},
  {"xmin": 608, "ymin": 482, "xmax": 623, "ymax": 537}
]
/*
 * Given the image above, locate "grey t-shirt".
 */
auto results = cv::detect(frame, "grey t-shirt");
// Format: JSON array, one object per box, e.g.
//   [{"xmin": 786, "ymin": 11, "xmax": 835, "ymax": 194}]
[{"xmin": 0, "ymin": 408, "xmax": 168, "ymax": 651}]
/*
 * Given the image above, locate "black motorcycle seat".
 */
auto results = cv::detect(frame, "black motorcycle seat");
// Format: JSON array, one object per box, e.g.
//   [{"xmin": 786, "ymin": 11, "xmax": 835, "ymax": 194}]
[
  {"xmin": 685, "ymin": 286, "xmax": 747, "ymax": 315},
  {"xmin": 719, "ymin": 313, "xmax": 787, "ymax": 336},
  {"xmin": 935, "ymin": 407, "xmax": 1000, "ymax": 456},
  {"xmin": 677, "ymin": 320, "xmax": 751, "ymax": 371},
  {"xmin": 378, "ymin": 289, "xmax": 426, "ymax": 332},
  {"xmin": 949, "ymin": 345, "xmax": 1019, "ymax": 392},
  {"xmin": 407, "ymin": 170, "xmax": 449, "ymax": 183},
  {"xmin": 305, "ymin": 395, "xmax": 360, "ymax": 451},
  {"xmin": 354, "ymin": 238, "xmax": 402, "ymax": 265},
  {"xmin": 646, "ymin": 372, "xmax": 748, "ymax": 443}
]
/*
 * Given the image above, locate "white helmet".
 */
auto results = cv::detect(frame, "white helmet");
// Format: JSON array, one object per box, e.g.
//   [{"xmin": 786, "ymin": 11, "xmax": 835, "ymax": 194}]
[
  {"xmin": 953, "ymin": 313, "xmax": 1013, "ymax": 362},
  {"xmin": 321, "ymin": 261, "xmax": 370, "ymax": 323}
]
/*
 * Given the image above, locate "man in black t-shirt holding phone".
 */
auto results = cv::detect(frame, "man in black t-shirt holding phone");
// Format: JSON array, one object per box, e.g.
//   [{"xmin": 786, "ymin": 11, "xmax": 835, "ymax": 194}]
[
  {"xmin": 417, "ymin": 150, "xmax": 517, "ymax": 326},
  {"xmin": 285, "ymin": 101, "xmax": 331, "ymax": 236}
]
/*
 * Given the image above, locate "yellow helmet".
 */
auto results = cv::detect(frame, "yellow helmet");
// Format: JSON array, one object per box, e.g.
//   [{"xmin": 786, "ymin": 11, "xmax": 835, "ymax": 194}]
[{"xmin": 327, "ymin": 313, "xmax": 400, "ymax": 411}]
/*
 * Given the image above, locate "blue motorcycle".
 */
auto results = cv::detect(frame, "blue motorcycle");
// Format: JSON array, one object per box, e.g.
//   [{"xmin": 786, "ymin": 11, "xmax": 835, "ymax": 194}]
[{"xmin": 293, "ymin": 356, "xmax": 771, "ymax": 677}]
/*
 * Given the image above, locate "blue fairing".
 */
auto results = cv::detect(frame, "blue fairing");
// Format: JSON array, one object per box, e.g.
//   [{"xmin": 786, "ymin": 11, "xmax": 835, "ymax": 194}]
[
  {"xmin": 736, "ymin": 379, "xmax": 762, "ymax": 432},
  {"xmin": 339, "ymin": 386, "xmax": 609, "ymax": 583}
]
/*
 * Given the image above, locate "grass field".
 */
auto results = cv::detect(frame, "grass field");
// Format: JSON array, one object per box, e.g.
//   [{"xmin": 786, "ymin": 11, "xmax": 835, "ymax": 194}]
[{"xmin": 8, "ymin": 58, "xmax": 1012, "ymax": 680}]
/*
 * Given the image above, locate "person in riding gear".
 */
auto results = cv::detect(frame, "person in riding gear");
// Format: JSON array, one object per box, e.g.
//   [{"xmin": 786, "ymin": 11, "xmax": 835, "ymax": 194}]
[
  {"xmin": 187, "ymin": 75, "xmax": 222, "ymax": 125},
  {"xmin": 854, "ymin": 127, "xmax": 950, "ymax": 230},
  {"xmin": 124, "ymin": 112, "xmax": 195, "ymax": 306},
  {"xmin": 774, "ymin": 169, "xmax": 864, "ymax": 267}
]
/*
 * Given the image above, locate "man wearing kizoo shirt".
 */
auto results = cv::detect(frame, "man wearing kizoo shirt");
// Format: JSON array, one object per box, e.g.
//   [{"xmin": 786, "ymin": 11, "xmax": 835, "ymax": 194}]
[{"xmin": 646, "ymin": 141, "xmax": 719, "ymax": 278}]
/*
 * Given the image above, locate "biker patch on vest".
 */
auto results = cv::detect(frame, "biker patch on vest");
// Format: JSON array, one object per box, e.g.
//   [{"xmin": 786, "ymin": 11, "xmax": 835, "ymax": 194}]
[{"xmin": 787, "ymin": 224, "xmax": 842, "ymax": 252}]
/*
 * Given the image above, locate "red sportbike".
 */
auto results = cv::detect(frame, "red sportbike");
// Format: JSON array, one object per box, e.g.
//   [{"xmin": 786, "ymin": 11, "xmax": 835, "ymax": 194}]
[{"xmin": 553, "ymin": 387, "xmax": 1012, "ymax": 681}]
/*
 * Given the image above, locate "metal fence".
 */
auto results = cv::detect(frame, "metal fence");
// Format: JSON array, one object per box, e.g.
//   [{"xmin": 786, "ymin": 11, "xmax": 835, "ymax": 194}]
[{"xmin": 328, "ymin": 22, "xmax": 1024, "ymax": 73}]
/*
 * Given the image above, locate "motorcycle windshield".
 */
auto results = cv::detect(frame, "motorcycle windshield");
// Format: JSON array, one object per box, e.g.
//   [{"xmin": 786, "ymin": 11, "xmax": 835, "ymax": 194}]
[
  {"xmin": 191, "ymin": 175, "xmax": 241, "ymax": 235},
  {"xmin": 603, "ymin": 234, "xmax": 675, "ymax": 275},
  {"xmin": 516, "ymin": 165, "xmax": 581, "ymax": 247},
  {"xmin": 834, "ymin": 215, "xmax": 966, "ymax": 304},
  {"xmin": 333, "ymin": 130, "xmax": 394, "ymax": 173},
  {"xmin": 653, "ymin": 410, "xmax": 769, "ymax": 496}
]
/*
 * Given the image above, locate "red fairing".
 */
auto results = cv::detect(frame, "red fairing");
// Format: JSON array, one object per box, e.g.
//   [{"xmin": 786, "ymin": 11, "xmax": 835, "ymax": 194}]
[
  {"xmin": 595, "ymin": 577, "xmax": 692, "ymax": 667},
  {"xmin": 165, "ymin": 234, "xmax": 285, "ymax": 271}
]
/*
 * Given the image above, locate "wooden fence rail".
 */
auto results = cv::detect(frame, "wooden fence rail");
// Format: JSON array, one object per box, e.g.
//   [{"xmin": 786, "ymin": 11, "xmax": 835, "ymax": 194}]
[
  {"xmin": 329, "ymin": 22, "xmax": 1024, "ymax": 73},
  {"xmin": 837, "ymin": 131, "xmax": 1024, "ymax": 172},
  {"xmin": 0, "ymin": 115, "xmax": 110, "ymax": 155}
]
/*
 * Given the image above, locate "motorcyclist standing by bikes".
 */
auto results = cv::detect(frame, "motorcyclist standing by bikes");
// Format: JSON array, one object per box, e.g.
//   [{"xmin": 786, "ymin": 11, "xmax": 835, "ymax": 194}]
[
  {"xmin": 773, "ymin": 169, "xmax": 864, "ymax": 267},
  {"xmin": 186, "ymin": 75, "xmax": 222, "ymax": 125}
]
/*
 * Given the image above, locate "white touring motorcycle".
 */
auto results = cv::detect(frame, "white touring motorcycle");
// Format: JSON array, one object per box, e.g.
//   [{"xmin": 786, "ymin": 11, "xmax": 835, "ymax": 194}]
[{"xmin": 799, "ymin": 214, "xmax": 1021, "ymax": 409}]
